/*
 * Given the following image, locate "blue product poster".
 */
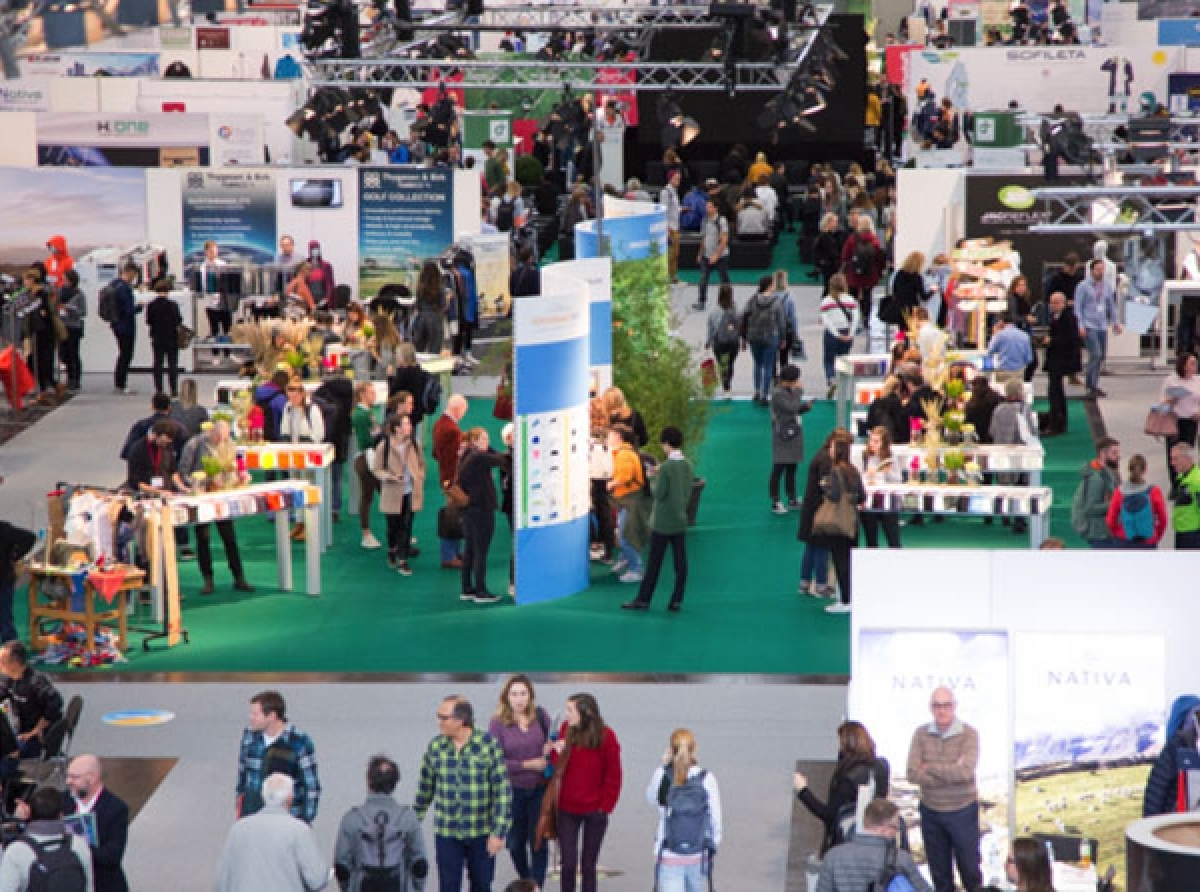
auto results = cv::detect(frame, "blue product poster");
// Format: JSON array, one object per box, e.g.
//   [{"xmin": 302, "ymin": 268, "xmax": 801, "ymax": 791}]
[
  {"xmin": 181, "ymin": 170, "xmax": 277, "ymax": 265},
  {"xmin": 358, "ymin": 166, "xmax": 453, "ymax": 296}
]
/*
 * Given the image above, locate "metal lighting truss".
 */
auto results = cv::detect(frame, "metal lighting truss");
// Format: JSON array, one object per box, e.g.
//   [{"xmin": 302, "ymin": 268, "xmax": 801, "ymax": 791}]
[
  {"xmin": 1030, "ymin": 186, "xmax": 1200, "ymax": 234},
  {"xmin": 309, "ymin": 3, "xmax": 833, "ymax": 91}
]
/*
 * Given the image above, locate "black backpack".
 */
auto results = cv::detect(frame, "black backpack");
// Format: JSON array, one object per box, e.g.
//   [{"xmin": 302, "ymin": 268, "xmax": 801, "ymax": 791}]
[
  {"xmin": 850, "ymin": 238, "xmax": 879, "ymax": 278},
  {"xmin": 495, "ymin": 197, "xmax": 516, "ymax": 233},
  {"xmin": 24, "ymin": 833, "xmax": 87, "ymax": 892},
  {"xmin": 310, "ymin": 394, "xmax": 341, "ymax": 447},
  {"xmin": 420, "ymin": 372, "xmax": 443, "ymax": 417},
  {"xmin": 97, "ymin": 280, "xmax": 119, "ymax": 323},
  {"xmin": 713, "ymin": 308, "xmax": 741, "ymax": 350}
]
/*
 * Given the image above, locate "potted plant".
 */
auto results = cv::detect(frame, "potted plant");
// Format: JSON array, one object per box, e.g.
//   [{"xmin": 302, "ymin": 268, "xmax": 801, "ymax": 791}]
[{"xmin": 943, "ymin": 449, "xmax": 966, "ymax": 484}]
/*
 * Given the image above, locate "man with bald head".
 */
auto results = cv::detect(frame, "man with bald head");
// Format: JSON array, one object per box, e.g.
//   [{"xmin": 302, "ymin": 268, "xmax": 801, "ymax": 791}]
[
  {"xmin": 433, "ymin": 394, "xmax": 469, "ymax": 568},
  {"xmin": 906, "ymin": 687, "xmax": 981, "ymax": 892},
  {"xmin": 175, "ymin": 419, "xmax": 255, "ymax": 596},
  {"xmin": 64, "ymin": 754, "xmax": 130, "ymax": 892}
]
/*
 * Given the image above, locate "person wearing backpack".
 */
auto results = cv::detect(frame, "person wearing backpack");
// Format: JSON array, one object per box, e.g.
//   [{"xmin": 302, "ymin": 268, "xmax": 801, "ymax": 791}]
[
  {"xmin": 0, "ymin": 785, "xmax": 93, "ymax": 892},
  {"xmin": 1071, "ymin": 436, "xmax": 1120, "ymax": 548},
  {"xmin": 742, "ymin": 275, "xmax": 787, "ymax": 405},
  {"xmin": 645, "ymin": 728, "xmax": 722, "ymax": 892},
  {"xmin": 794, "ymin": 721, "xmax": 891, "ymax": 857},
  {"xmin": 107, "ymin": 263, "xmax": 142, "ymax": 395},
  {"xmin": 692, "ymin": 198, "xmax": 730, "ymax": 313},
  {"xmin": 841, "ymin": 216, "xmax": 884, "ymax": 323},
  {"xmin": 608, "ymin": 424, "xmax": 651, "ymax": 584},
  {"xmin": 334, "ymin": 755, "xmax": 428, "ymax": 892},
  {"xmin": 815, "ymin": 799, "xmax": 930, "ymax": 892},
  {"xmin": 1106, "ymin": 453, "xmax": 1167, "ymax": 549},
  {"xmin": 704, "ymin": 285, "xmax": 741, "ymax": 395}
]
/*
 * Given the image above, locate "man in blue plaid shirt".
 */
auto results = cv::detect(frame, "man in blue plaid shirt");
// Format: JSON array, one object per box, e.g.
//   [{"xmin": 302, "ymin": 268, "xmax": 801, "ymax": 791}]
[
  {"xmin": 236, "ymin": 690, "xmax": 321, "ymax": 823},
  {"xmin": 415, "ymin": 696, "xmax": 512, "ymax": 892}
]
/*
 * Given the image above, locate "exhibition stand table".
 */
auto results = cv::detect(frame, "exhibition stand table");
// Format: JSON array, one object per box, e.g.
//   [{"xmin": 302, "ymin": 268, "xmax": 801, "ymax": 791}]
[
  {"xmin": 213, "ymin": 378, "xmax": 389, "ymax": 408},
  {"xmin": 238, "ymin": 444, "xmax": 335, "ymax": 553},
  {"xmin": 850, "ymin": 443, "xmax": 1046, "ymax": 486},
  {"xmin": 834, "ymin": 351, "xmax": 995, "ymax": 432},
  {"xmin": 26, "ymin": 563, "xmax": 145, "ymax": 655},
  {"xmin": 861, "ymin": 482, "xmax": 1053, "ymax": 548}
]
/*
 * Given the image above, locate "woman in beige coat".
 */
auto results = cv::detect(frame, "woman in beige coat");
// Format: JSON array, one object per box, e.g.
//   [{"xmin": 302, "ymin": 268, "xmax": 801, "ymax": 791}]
[{"xmin": 372, "ymin": 414, "xmax": 425, "ymax": 575}]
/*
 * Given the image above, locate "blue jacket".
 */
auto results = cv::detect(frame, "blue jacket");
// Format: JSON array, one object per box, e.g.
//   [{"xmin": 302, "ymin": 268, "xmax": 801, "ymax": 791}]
[
  {"xmin": 1143, "ymin": 694, "xmax": 1200, "ymax": 816},
  {"xmin": 253, "ymin": 382, "xmax": 289, "ymax": 442},
  {"xmin": 111, "ymin": 279, "xmax": 140, "ymax": 338},
  {"xmin": 455, "ymin": 264, "xmax": 479, "ymax": 325}
]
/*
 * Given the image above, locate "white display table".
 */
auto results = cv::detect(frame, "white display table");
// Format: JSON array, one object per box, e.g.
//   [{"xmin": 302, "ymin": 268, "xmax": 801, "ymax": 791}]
[
  {"xmin": 238, "ymin": 443, "xmax": 336, "ymax": 553},
  {"xmin": 861, "ymin": 482, "xmax": 1053, "ymax": 548},
  {"xmin": 850, "ymin": 443, "xmax": 1045, "ymax": 486}
]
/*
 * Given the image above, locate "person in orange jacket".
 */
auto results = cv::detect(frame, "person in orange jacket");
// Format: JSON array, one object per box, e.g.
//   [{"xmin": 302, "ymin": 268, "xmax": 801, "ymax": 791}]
[{"xmin": 44, "ymin": 235, "xmax": 74, "ymax": 288}]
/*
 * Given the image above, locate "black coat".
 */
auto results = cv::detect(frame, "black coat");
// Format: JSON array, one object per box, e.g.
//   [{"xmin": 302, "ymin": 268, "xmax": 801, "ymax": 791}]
[
  {"xmin": 797, "ymin": 756, "xmax": 891, "ymax": 855},
  {"xmin": 145, "ymin": 297, "xmax": 181, "ymax": 350},
  {"xmin": 313, "ymin": 377, "xmax": 354, "ymax": 463},
  {"xmin": 458, "ymin": 447, "xmax": 509, "ymax": 512},
  {"xmin": 62, "ymin": 788, "xmax": 129, "ymax": 892},
  {"xmin": 387, "ymin": 365, "xmax": 429, "ymax": 427},
  {"xmin": 1046, "ymin": 306, "xmax": 1083, "ymax": 374},
  {"xmin": 0, "ymin": 521, "xmax": 36, "ymax": 586},
  {"xmin": 890, "ymin": 270, "xmax": 928, "ymax": 317}
]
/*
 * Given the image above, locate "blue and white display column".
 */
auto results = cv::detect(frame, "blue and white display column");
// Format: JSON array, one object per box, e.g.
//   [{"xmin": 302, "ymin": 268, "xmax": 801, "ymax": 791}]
[
  {"xmin": 543, "ymin": 257, "xmax": 613, "ymax": 395},
  {"xmin": 512, "ymin": 270, "xmax": 592, "ymax": 604}
]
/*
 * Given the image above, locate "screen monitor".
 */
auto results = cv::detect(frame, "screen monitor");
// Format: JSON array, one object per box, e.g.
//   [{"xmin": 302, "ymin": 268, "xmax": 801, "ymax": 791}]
[{"xmin": 290, "ymin": 178, "xmax": 343, "ymax": 209}]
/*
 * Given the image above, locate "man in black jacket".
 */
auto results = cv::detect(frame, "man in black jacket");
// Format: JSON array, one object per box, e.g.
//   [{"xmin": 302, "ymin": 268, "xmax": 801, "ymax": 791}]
[
  {"xmin": 145, "ymin": 279, "xmax": 182, "ymax": 398},
  {"xmin": 125, "ymin": 420, "xmax": 180, "ymax": 495},
  {"xmin": 63, "ymin": 754, "xmax": 130, "ymax": 892},
  {"xmin": 0, "ymin": 641, "xmax": 63, "ymax": 757},
  {"xmin": 1042, "ymin": 291, "xmax": 1082, "ymax": 437},
  {"xmin": 110, "ymin": 263, "xmax": 141, "ymax": 395},
  {"xmin": 0, "ymin": 521, "xmax": 35, "ymax": 645}
]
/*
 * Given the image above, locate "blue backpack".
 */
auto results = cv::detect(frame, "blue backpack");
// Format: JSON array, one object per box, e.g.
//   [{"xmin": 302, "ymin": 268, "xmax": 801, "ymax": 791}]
[
  {"xmin": 1120, "ymin": 488, "xmax": 1154, "ymax": 543},
  {"xmin": 680, "ymin": 190, "xmax": 707, "ymax": 231}
]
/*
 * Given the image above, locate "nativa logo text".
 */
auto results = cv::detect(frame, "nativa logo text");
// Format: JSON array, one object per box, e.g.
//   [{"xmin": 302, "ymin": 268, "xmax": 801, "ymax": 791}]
[
  {"xmin": 997, "ymin": 185, "xmax": 1036, "ymax": 210},
  {"xmin": 0, "ymin": 88, "xmax": 44, "ymax": 101}
]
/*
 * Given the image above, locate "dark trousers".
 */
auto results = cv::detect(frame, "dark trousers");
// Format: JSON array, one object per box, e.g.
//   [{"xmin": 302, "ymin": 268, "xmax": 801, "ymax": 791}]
[
  {"xmin": 33, "ymin": 333, "xmax": 56, "ymax": 391},
  {"xmin": 0, "ymin": 577, "xmax": 16, "ymax": 644},
  {"xmin": 861, "ymin": 513, "xmax": 901, "ymax": 547},
  {"xmin": 353, "ymin": 454, "xmax": 378, "ymax": 531},
  {"xmin": 59, "ymin": 327, "xmax": 82, "ymax": 388},
  {"xmin": 152, "ymin": 343, "xmax": 179, "ymax": 397},
  {"xmin": 557, "ymin": 809, "xmax": 609, "ymax": 892},
  {"xmin": 1177, "ymin": 530, "xmax": 1200, "ymax": 550},
  {"xmin": 461, "ymin": 507, "xmax": 495, "ymax": 595},
  {"xmin": 713, "ymin": 343, "xmax": 738, "ymax": 391},
  {"xmin": 590, "ymin": 480, "xmax": 615, "ymax": 555},
  {"xmin": 1046, "ymin": 370, "xmax": 1067, "ymax": 433},
  {"xmin": 851, "ymin": 284, "xmax": 874, "ymax": 321},
  {"xmin": 635, "ymin": 531, "xmax": 687, "ymax": 607},
  {"xmin": 696, "ymin": 256, "xmax": 730, "ymax": 308},
  {"xmin": 769, "ymin": 463, "xmax": 797, "ymax": 502},
  {"xmin": 508, "ymin": 786, "xmax": 548, "ymax": 888},
  {"xmin": 113, "ymin": 331, "xmax": 135, "ymax": 389},
  {"xmin": 919, "ymin": 801, "xmax": 982, "ymax": 892},
  {"xmin": 384, "ymin": 495, "xmax": 414, "ymax": 561},
  {"xmin": 1167, "ymin": 418, "xmax": 1199, "ymax": 468},
  {"xmin": 829, "ymin": 540, "xmax": 852, "ymax": 604},
  {"xmin": 194, "ymin": 521, "xmax": 244, "ymax": 582},
  {"xmin": 205, "ymin": 307, "xmax": 232, "ymax": 340},
  {"xmin": 434, "ymin": 834, "xmax": 493, "ymax": 892}
]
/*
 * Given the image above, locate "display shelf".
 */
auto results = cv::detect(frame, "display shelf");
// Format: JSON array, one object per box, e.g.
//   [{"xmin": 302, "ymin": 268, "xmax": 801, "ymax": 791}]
[{"xmin": 862, "ymin": 482, "xmax": 1053, "ymax": 548}]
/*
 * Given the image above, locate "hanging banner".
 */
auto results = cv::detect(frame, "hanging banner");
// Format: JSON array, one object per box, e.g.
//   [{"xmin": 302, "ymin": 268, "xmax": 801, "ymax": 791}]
[
  {"xmin": 513, "ymin": 270, "xmax": 591, "ymax": 605},
  {"xmin": 467, "ymin": 234, "xmax": 512, "ymax": 319},
  {"xmin": 23, "ymin": 52, "xmax": 162, "ymax": 77},
  {"xmin": 37, "ymin": 112, "xmax": 211, "ymax": 167},
  {"xmin": 181, "ymin": 170, "xmax": 277, "ymax": 266},
  {"xmin": 906, "ymin": 46, "xmax": 1180, "ymax": 116},
  {"xmin": 0, "ymin": 79, "xmax": 53, "ymax": 111},
  {"xmin": 358, "ymin": 166, "xmax": 453, "ymax": 296},
  {"xmin": 545, "ymin": 257, "xmax": 613, "ymax": 395}
]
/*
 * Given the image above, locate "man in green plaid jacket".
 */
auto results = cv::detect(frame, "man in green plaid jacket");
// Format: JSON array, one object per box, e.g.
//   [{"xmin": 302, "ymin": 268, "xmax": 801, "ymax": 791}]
[{"xmin": 415, "ymin": 695, "xmax": 512, "ymax": 892}]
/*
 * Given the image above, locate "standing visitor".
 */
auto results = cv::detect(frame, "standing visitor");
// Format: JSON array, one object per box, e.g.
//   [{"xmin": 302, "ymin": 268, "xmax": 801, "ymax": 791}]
[
  {"xmin": 62, "ymin": 754, "xmax": 130, "ymax": 892},
  {"xmin": 812, "ymin": 212, "xmax": 845, "ymax": 291},
  {"xmin": 1005, "ymin": 837, "xmax": 1054, "ymax": 892},
  {"xmin": 280, "ymin": 380, "xmax": 326, "ymax": 542},
  {"xmin": 487, "ymin": 675, "xmax": 552, "ymax": 890},
  {"xmin": 860, "ymin": 426, "xmax": 901, "ymax": 548},
  {"xmin": 1106, "ymin": 454, "xmax": 1167, "ymax": 550},
  {"xmin": 352, "ymin": 380, "xmax": 383, "ymax": 550},
  {"xmin": 815, "ymin": 799, "xmax": 930, "ymax": 892},
  {"xmin": 197, "ymin": 240, "xmax": 230, "ymax": 344},
  {"xmin": 608, "ymin": 425, "xmax": 650, "ymax": 584},
  {"xmin": 1070, "ymin": 436, "xmax": 1120, "ymax": 549},
  {"xmin": 705, "ymin": 285, "xmax": 741, "ymax": 395},
  {"xmin": 1041, "ymin": 291, "xmax": 1081, "ymax": 437},
  {"xmin": 841, "ymin": 216, "xmax": 884, "ymax": 323},
  {"xmin": 663, "ymin": 169, "xmax": 682, "ymax": 284},
  {"xmin": 43, "ymin": 234, "xmax": 74, "ymax": 288},
  {"xmin": 0, "ymin": 787, "xmax": 93, "ymax": 892},
  {"xmin": 794, "ymin": 720, "xmax": 891, "ymax": 856},
  {"xmin": 797, "ymin": 430, "xmax": 848, "ymax": 599},
  {"xmin": 333, "ymin": 755, "xmax": 428, "ymax": 892},
  {"xmin": 742, "ymin": 275, "xmax": 787, "ymax": 405},
  {"xmin": 692, "ymin": 198, "xmax": 730, "ymax": 312},
  {"xmin": 236, "ymin": 691, "xmax": 321, "ymax": 823},
  {"xmin": 145, "ymin": 280, "xmax": 183, "ymax": 399},
  {"xmin": 774, "ymin": 270, "xmax": 799, "ymax": 382},
  {"xmin": 809, "ymin": 435, "xmax": 865, "ymax": 615},
  {"xmin": 820, "ymin": 274, "xmax": 860, "ymax": 399},
  {"xmin": 907, "ymin": 687, "xmax": 981, "ymax": 892},
  {"xmin": 433, "ymin": 395, "xmax": 468, "ymax": 569},
  {"xmin": 218, "ymin": 774, "xmax": 328, "ymax": 892},
  {"xmin": 57, "ymin": 268, "xmax": 86, "ymax": 391},
  {"xmin": 109, "ymin": 263, "xmax": 141, "ymax": 395},
  {"xmin": 373, "ymin": 414, "xmax": 426, "ymax": 576},
  {"xmin": 1074, "ymin": 258, "xmax": 1122, "ymax": 399},
  {"xmin": 769, "ymin": 365, "xmax": 811, "ymax": 514},
  {"xmin": 24, "ymin": 269, "xmax": 57, "ymax": 400},
  {"xmin": 551, "ymin": 694, "xmax": 622, "ymax": 892},
  {"xmin": 1169, "ymin": 443, "xmax": 1200, "ymax": 550},
  {"xmin": 1160, "ymin": 352, "xmax": 1200, "ymax": 465},
  {"xmin": 457, "ymin": 427, "xmax": 510, "ymax": 605},
  {"xmin": 645, "ymin": 728, "xmax": 722, "ymax": 892},
  {"xmin": 622, "ymin": 427, "xmax": 694, "ymax": 613}
]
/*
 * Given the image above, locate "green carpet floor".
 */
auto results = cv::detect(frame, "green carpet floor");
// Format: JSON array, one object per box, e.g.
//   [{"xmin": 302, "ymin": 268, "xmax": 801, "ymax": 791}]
[{"xmin": 29, "ymin": 399, "xmax": 1095, "ymax": 676}]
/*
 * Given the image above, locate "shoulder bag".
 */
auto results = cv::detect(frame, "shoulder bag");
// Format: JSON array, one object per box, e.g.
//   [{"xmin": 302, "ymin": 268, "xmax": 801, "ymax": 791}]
[
  {"xmin": 813, "ymin": 469, "xmax": 857, "ymax": 538},
  {"xmin": 1145, "ymin": 405, "xmax": 1179, "ymax": 439},
  {"xmin": 535, "ymin": 740, "xmax": 572, "ymax": 849}
]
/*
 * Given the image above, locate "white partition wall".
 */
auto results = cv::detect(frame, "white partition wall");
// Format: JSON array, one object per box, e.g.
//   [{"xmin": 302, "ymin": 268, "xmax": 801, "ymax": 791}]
[{"xmin": 895, "ymin": 167, "xmax": 964, "ymax": 270}]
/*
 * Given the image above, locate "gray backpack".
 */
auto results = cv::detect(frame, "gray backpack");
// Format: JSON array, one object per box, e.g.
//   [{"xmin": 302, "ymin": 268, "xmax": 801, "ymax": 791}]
[
  {"xmin": 357, "ymin": 805, "xmax": 410, "ymax": 892},
  {"xmin": 662, "ymin": 769, "xmax": 711, "ymax": 856},
  {"xmin": 745, "ymin": 296, "xmax": 781, "ymax": 345}
]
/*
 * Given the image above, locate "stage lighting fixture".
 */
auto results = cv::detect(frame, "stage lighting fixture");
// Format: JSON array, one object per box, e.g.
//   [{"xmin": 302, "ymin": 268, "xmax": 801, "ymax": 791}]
[{"xmin": 657, "ymin": 92, "xmax": 701, "ymax": 149}]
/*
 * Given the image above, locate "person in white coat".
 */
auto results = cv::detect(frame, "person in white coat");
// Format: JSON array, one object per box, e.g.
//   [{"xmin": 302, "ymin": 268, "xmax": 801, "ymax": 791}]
[
  {"xmin": 644, "ymin": 728, "xmax": 723, "ymax": 892},
  {"xmin": 217, "ymin": 774, "xmax": 328, "ymax": 892},
  {"xmin": 279, "ymin": 381, "xmax": 326, "ymax": 541}
]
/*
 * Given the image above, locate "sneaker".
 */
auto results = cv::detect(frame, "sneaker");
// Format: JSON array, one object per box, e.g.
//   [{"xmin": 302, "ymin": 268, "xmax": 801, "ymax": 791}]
[
  {"xmin": 508, "ymin": 583, "xmax": 515, "ymax": 596},
  {"xmin": 460, "ymin": 591, "xmax": 476, "ymax": 602},
  {"xmin": 410, "ymin": 536, "xmax": 419, "ymax": 546},
  {"xmin": 178, "ymin": 547, "xmax": 196, "ymax": 561},
  {"xmin": 787, "ymin": 499, "xmax": 802, "ymax": 511},
  {"xmin": 825, "ymin": 602, "xmax": 851, "ymax": 614},
  {"xmin": 798, "ymin": 581, "xmax": 813, "ymax": 596},
  {"xmin": 814, "ymin": 584, "xmax": 838, "ymax": 598},
  {"xmin": 771, "ymin": 501, "xmax": 787, "ymax": 515},
  {"xmin": 611, "ymin": 560, "xmax": 629, "ymax": 575},
  {"xmin": 473, "ymin": 591, "xmax": 501, "ymax": 604},
  {"xmin": 691, "ymin": 302, "xmax": 706, "ymax": 312},
  {"xmin": 618, "ymin": 570, "xmax": 643, "ymax": 583},
  {"xmin": 361, "ymin": 531, "xmax": 382, "ymax": 549},
  {"xmin": 396, "ymin": 562, "xmax": 413, "ymax": 577},
  {"xmin": 387, "ymin": 552, "xmax": 399, "ymax": 570},
  {"xmin": 826, "ymin": 383, "xmax": 836, "ymax": 399},
  {"xmin": 463, "ymin": 352, "xmax": 480, "ymax": 367},
  {"xmin": 232, "ymin": 579, "xmax": 255, "ymax": 593},
  {"xmin": 589, "ymin": 544, "xmax": 607, "ymax": 561}
]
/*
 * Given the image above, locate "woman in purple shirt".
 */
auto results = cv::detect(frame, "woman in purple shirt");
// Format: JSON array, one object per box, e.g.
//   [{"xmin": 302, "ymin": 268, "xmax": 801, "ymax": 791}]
[{"xmin": 487, "ymin": 674, "xmax": 553, "ymax": 888}]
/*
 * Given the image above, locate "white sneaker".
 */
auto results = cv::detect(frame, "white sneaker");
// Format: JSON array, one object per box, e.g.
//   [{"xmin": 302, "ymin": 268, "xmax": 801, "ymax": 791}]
[
  {"xmin": 463, "ymin": 352, "xmax": 480, "ymax": 367},
  {"xmin": 771, "ymin": 501, "xmax": 787, "ymax": 515},
  {"xmin": 825, "ymin": 602, "xmax": 851, "ymax": 614},
  {"xmin": 619, "ymin": 570, "xmax": 643, "ymax": 583},
  {"xmin": 611, "ymin": 560, "xmax": 629, "ymax": 575},
  {"xmin": 361, "ymin": 531, "xmax": 382, "ymax": 549}
]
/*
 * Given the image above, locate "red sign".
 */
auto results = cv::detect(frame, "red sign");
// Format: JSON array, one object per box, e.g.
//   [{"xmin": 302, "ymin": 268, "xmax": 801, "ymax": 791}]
[
  {"xmin": 196, "ymin": 27, "xmax": 231, "ymax": 50},
  {"xmin": 595, "ymin": 67, "xmax": 639, "ymax": 127},
  {"xmin": 884, "ymin": 44, "xmax": 923, "ymax": 87}
]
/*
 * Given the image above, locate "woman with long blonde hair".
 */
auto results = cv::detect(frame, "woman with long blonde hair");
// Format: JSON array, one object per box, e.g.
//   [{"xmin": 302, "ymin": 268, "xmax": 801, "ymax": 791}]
[{"xmin": 645, "ymin": 728, "xmax": 722, "ymax": 891}]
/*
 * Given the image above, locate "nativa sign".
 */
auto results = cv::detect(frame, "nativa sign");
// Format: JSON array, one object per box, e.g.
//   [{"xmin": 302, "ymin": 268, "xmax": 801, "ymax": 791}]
[{"xmin": 0, "ymin": 85, "xmax": 49, "ymax": 111}]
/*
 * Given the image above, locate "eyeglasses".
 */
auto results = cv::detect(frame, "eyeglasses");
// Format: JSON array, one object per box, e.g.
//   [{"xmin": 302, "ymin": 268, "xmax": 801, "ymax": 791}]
[
  {"xmin": 436, "ymin": 713, "xmax": 455, "ymax": 721},
  {"xmin": 931, "ymin": 701, "xmax": 955, "ymax": 708},
  {"xmin": 287, "ymin": 387, "xmax": 304, "ymax": 393}
]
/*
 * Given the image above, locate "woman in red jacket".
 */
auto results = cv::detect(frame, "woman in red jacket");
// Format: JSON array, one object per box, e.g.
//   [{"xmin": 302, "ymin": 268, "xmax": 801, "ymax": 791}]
[
  {"xmin": 840, "ymin": 215, "xmax": 884, "ymax": 323},
  {"xmin": 1106, "ymin": 453, "xmax": 1168, "ymax": 549},
  {"xmin": 552, "ymin": 693, "xmax": 622, "ymax": 892}
]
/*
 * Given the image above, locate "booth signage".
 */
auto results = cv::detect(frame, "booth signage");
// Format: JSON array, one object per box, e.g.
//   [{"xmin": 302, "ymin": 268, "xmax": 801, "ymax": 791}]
[
  {"xmin": 181, "ymin": 170, "xmax": 277, "ymax": 266},
  {"xmin": 23, "ymin": 52, "xmax": 161, "ymax": 77},
  {"xmin": 37, "ymin": 113, "xmax": 211, "ymax": 166},
  {"xmin": 0, "ymin": 82, "xmax": 51, "ymax": 111},
  {"xmin": 357, "ymin": 166, "xmax": 453, "ymax": 295}
]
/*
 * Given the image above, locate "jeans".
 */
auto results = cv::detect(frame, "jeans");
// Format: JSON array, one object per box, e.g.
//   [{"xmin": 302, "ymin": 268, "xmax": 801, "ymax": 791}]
[
  {"xmin": 919, "ymin": 801, "xmax": 981, "ymax": 892},
  {"xmin": 151, "ymin": 343, "xmax": 179, "ymax": 397},
  {"xmin": 696, "ymin": 256, "xmax": 730, "ymax": 308},
  {"xmin": 113, "ymin": 331, "xmax": 135, "ymax": 389},
  {"xmin": 657, "ymin": 860, "xmax": 708, "ymax": 892},
  {"xmin": 823, "ymin": 330, "xmax": 853, "ymax": 387},
  {"xmin": 440, "ymin": 536, "xmax": 463, "ymax": 562},
  {"xmin": 769, "ymin": 464, "xmax": 797, "ymax": 502},
  {"xmin": 1084, "ymin": 328, "xmax": 1106, "ymax": 392},
  {"xmin": 194, "ymin": 521, "xmax": 244, "ymax": 582},
  {"xmin": 616, "ymin": 508, "xmax": 643, "ymax": 573},
  {"xmin": 0, "ymin": 577, "xmax": 16, "ymax": 644},
  {"xmin": 434, "ymin": 834, "xmax": 493, "ymax": 892},
  {"xmin": 385, "ymin": 494, "xmax": 414, "ymax": 561},
  {"xmin": 461, "ymin": 507, "xmax": 495, "ymax": 595},
  {"xmin": 635, "ymin": 531, "xmax": 687, "ymax": 607},
  {"xmin": 59, "ymin": 327, "xmax": 82, "ymax": 388},
  {"xmin": 749, "ymin": 338, "xmax": 779, "ymax": 400},
  {"xmin": 558, "ymin": 810, "xmax": 609, "ymax": 892},
  {"xmin": 508, "ymin": 786, "xmax": 548, "ymax": 887},
  {"xmin": 800, "ymin": 544, "xmax": 829, "ymax": 587}
]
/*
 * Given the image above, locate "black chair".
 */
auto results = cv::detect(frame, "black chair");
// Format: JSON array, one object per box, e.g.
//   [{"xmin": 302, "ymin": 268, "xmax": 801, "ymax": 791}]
[
  {"xmin": 691, "ymin": 161, "xmax": 719, "ymax": 184},
  {"xmin": 19, "ymin": 695, "xmax": 82, "ymax": 788}
]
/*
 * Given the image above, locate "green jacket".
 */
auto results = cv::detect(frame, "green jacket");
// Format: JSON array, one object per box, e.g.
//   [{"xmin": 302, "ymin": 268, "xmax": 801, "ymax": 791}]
[
  {"xmin": 351, "ymin": 404, "xmax": 376, "ymax": 452},
  {"xmin": 1073, "ymin": 461, "xmax": 1118, "ymax": 541},
  {"xmin": 651, "ymin": 453, "xmax": 694, "ymax": 535},
  {"xmin": 1171, "ymin": 465, "xmax": 1200, "ymax": 534}
]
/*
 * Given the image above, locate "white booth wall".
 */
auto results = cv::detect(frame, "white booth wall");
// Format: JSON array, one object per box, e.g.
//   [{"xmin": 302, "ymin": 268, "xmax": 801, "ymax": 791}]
[{"xmin": 895, "ymin": 167, "xmax": 964, "ymax": 269}]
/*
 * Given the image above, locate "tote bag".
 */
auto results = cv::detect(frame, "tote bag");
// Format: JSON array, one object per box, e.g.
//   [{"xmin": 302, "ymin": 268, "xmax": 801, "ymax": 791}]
[{"xmin": 813, "ymin": 469, "xmax": 857, "ymax": 538}]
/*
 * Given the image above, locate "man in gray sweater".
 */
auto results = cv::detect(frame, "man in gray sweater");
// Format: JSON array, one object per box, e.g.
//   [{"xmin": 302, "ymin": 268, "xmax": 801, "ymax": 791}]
[
  {"xmin": 217, "ymin": 774, "xmax": 328, "ymax": 892},
  {"xmin": 817, "ymin": 798, "xmax": 931, "ymax": 892},
  {"xmin": 906, "ymin": 687, "xmax": 981, "ymax": 892}
]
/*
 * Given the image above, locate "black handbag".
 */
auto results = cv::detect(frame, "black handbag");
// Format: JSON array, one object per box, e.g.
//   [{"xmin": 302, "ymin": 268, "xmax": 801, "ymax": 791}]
[{"xmin": 437, "ymin": 505, "xmax": 464, "ymax": 540}]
